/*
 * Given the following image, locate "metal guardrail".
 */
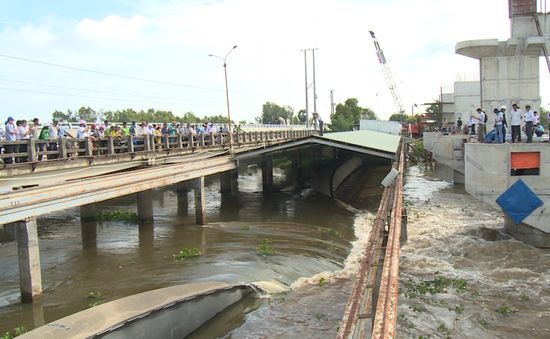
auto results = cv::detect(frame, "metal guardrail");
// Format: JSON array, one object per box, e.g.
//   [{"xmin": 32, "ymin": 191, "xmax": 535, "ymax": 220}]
[
  {"xmin": 337, "ymin": 143, "xmax": 406, "ymax": 339},
  {"xmin": 0, "ymin": 130, "xmax": 316, "ymax": 166}
]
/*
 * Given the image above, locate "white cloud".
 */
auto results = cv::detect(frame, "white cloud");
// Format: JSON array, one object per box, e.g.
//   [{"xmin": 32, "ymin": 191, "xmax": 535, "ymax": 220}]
[{"xmin": 0, "ymin": 0, "xmax": 543, "ymax": 123}]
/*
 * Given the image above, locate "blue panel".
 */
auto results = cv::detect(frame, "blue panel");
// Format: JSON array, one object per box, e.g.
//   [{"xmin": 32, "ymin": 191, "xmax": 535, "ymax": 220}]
[{"xmin": 496, "ymin": 179, "xmax": 543, "ymax": 224}]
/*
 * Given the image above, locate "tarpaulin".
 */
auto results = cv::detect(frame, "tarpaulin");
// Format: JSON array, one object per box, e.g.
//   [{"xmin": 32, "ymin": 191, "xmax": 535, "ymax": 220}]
[
  {"xmin": 511, "ymin": 152, "xmax": 540, "ymax": 170},
  {"xmin": 496, "ymin": 179, "xmax": 543, "ymax": 225}
]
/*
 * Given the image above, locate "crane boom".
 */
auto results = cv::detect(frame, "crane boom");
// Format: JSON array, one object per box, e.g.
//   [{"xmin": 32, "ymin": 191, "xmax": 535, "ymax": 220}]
[{"xmin": 369, "ymin": 30, "xmax": 405, "ymax": 114}]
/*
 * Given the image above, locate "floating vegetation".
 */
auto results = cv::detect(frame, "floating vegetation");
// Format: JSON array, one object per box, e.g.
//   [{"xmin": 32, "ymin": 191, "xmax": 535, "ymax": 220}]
[
  {"xmin": 436, "ymin": 323, "xmax": 452, "ymax": 338},
  {"xmin": 318, "ymin": 277, "xmax": 327, "ymax": 287},
  {"xmin": 449, "ymin": 304, "xmax": 464, "ymax": 315},
  {"xmin": 174, "ymin": 248, "xmax": 201, "ymax": 260},
  {"xmin": 88, "ymin": 301, "xmax": 102, "ymax": 308},
  {"xmin": 256, "ymin": 239, "xmax": 274, "ymax": 256},
  {"xmin": 96, "ymin": 209, "xmax": 139, "ymax": 223},
  {"xmin": 240, "ymin": 225, "xmax": 250, "ymax": 231},
  {"xmin": 479, "ymin": 318, "xmax": 489, "ymax": 328},
  {"xmin": 496, "ymin": 304, "xmax": 517, "ymax": 315},
  {"xmin": 401, "ymin": 274, "xmax": 468, "ymax": 298},
  {"xmin": 87, "ymin": 291, "xmax": 102, "ymax": 299},
  {"xmin": 1, "ymin": 327, "xmax": 26, "ymax": 339},
  {"xmin": 519, "ymin": 293, "xmax": 530, "ymax": 301}
]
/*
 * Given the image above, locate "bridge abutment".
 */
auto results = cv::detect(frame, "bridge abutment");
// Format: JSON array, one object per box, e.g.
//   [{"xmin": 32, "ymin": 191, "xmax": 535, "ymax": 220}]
[
  {"xmin": 194, "ymin": 177, "xmax": 206, "ymax": 225},
  {"xmin": 137, "ymin": 190, "xmax": 154, "ymax": 224},
  {"xmin": 176, "ymin": 182, "xmax": 190, "ymax": 217},
  {"xmin": 6, "ymin": 218, "xmax": 43, "ymax": 302}
]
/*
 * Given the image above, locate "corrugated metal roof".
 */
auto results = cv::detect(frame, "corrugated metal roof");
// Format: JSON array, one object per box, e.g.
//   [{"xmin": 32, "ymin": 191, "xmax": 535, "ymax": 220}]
[{"xmin": 317, "ymin": 130, "xmax": 401, "ymax": 154}]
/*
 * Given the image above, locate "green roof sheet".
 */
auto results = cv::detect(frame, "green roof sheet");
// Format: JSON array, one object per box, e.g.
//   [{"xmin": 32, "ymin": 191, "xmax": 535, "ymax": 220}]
[{"xmin": 317, "ymin": 130, "xmax": 401, "ymax": 154}]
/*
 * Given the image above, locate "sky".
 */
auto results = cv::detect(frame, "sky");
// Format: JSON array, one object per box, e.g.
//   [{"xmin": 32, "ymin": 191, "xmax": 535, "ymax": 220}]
[{"xmin": 0, "ymin": 0, "xmax": 545, "ymax": 123}]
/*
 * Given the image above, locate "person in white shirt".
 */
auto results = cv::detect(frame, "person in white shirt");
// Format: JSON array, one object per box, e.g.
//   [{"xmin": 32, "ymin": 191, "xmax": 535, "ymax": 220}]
[
  {"xmin": 477, "ymin": 108, "xmax": 486, "ymax": 142},
  {"xmin": 494, "ymin": 108, "xmax": 504, "ymax": 144},
  {"xmin": 510, "ymin": 103, "xmax": 522, "ymax": 143},
  {"xmin": 524, "ymin": 105, "xmax": 535, "ymax": 143}
]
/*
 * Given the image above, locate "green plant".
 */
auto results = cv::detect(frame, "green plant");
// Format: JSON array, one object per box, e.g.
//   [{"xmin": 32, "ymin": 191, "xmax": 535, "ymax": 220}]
[
  {"xmin": 88, "ymin": 301, "xmax": 102, "ymax": 308},
  {"xmin": 1, "ymin": 327, "xmax": 26, "ymax": 339},
  {"xmin": 256, "ymin": 239, "xmax": 274, "ymax": 256},
  {"xmin": 96, "ymin": 209, "xmax": 139, "ymax": 223},
  {"xmin": 87, "ymin": 291, "xmax": 102, "ymax": 299},
  {"xmin": 319, "ymin": 277, "xmax": 327, "ymax": 287},
  {"xmin": 496, "ymin": 304, "xmax": 517, "ymax": 315},
  {"xmin": 174, "ymin": 247, "xmax": 201, "ymax": 260},
  {"xmin": 315, "ymin": 312, "xmax": 327, "ymax": 320},
  {"xmin": 519, "ymin": 293, "xmax": 530, "ymax": 301},
  {"xmin": 449, "ymin": 304, "xmax": 464, "ymax": 315},
  {"xmin": 240, "ymin": 225, "xmax": 250, "ymax": 231},
  {"xmin": 479, "ymin": 318, "xmax": 489, "ymax": 328}
]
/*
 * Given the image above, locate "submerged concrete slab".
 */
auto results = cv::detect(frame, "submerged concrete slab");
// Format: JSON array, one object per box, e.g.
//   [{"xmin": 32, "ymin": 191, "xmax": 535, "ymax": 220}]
[{"xmin": 20, "ymin": 282, "xmax": 249, "ymax": 339}]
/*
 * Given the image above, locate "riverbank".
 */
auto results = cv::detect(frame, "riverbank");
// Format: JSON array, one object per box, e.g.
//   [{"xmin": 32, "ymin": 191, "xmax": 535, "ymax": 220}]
[{"xmin": 398, "ymin": 165, "xmax": 550, "ymax": 338}]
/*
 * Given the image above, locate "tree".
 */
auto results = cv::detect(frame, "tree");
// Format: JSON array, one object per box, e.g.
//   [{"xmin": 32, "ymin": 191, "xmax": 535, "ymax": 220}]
[
  {"xmin": 389, "ymin": 113, "xmax": 407, "ymax": 122},
  {"xmin": 425, "ymin": 101, "xmax": 442, "ymax": 127},
  {"xmin": 362, "ymin": 108, "xmax": 377, "ymax": 120},
  {"xmin": 77, "ymin": 106, "xmax": 97, "ymax": 122},
  {"xmin": 329, "ymin": 98, "xmax": 373, "ymax": 132},
  {"xmin": 297, "ymin": 109, "xmax": 307, "ymax": 123},
  {"xmin": 261, "ymin": 102, "xmax": 294, "ymax": 124}
]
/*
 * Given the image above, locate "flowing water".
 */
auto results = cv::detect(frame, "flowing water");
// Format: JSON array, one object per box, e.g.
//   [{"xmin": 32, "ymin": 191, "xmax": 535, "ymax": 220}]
[
  {"xmin": 398, "ymin": 165, "xmax": 550, "ymax": 338},
  {"xmin": 0, "ymin": 163, "xmax": 385, "ymax": 337}
]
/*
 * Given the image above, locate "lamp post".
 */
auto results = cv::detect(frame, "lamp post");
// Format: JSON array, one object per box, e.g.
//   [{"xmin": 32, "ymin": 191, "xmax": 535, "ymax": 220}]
[
  {"xmin": 209, "ymin": 45, "xmax": 237, "ymax": 153},
  {"xmin": 411, "ymin": 103, "xmax": 417, "ymax": 117}
]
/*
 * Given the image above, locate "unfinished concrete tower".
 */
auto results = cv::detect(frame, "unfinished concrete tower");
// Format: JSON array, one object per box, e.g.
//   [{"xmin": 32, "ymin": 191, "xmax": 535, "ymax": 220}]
[{"xmin": 456, "ymin": 0, "xmax": 547, "ymax": 123}]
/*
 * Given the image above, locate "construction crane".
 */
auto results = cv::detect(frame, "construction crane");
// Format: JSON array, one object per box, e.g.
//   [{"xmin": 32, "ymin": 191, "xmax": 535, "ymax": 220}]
[{"xmin": 369, "ymin": 30, "xmax": 405, "ymax": 114}]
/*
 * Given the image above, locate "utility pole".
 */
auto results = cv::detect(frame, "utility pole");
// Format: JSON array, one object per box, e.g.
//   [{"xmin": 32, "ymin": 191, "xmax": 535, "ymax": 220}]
[
  {"xmin": 330, "ymin": 89, "xmax": 335, "ymax": 115},
  {"xmin": 302, "ymin": 49, "xmax": 309, "ymax": 127},
  {"xmin": 309, "ymin": 48, "xmax": 318, "ymax": 118}
]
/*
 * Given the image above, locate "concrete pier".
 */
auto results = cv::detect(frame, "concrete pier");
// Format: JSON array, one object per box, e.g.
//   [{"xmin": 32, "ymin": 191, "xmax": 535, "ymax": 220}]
[
  {"xmin": 6, "ymin": 218, "xmax": 43, "ymax": 302},
  {"xmin": 194, "ymin": 177, "xmax": 206, "ymax": 225},
  {"xmin": 220, "ymin": 171, "xmax": 233, "ymax": 193},
  {"xmin": 261, "ymin": 158, "xmax": 273, "ymax": 193},
  {"xmin": 80, "ymin": 204, "xmax": 97, "ymax": 221},
  {"xmin": 137, "ymin": 190, "xmax": 154, "ymax": 224},
  {"xmin": 176, "ymin": 182, "xmax": 189, "ymax": 217}
]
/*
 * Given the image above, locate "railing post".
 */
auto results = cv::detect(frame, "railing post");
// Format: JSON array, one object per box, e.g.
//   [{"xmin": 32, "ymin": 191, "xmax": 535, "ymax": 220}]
[
  {"xmin": 127, "ymin": 135, "xmax": 134, "ymax": 153},
  {"xmin": 58, "ymin": 137, "xmax": 67, "ymax": 159},
  {"xmin": 107, "ymin": 136, "xmax": 115, "ymax": 155},
  {"xmin": 200, "ymin": 133, "xmax": 205, "ymax": 147},
  {"xmin": 164, "ymin": 136, "xmax": 170, "ymax": 150},
  {"xmin": 254, "ymin": 131, "xmax": 258, "ymax": 143},
  {"xmin": 187, "ymin": 133, "xmax": 193, "ymax": 148},
  {"xmin": 143, "ymin": 135, "xmax": 151, "ymax": 151},
  {"xmin": 177, "ymin": 135, "xmax": 183, "ymax": 148},
  {"xmin": 85, "ymin": 137, "xmax": 93, "ymax": 156},
  {"xmin": 27, "ymin": 139, "xmax": 37, "ymax": 162}
]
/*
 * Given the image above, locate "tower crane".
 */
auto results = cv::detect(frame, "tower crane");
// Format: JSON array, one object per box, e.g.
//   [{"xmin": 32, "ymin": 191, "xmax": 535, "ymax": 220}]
[{"xmin": 369, "ymin": 30, "xmax": 405, "ymax": 114}]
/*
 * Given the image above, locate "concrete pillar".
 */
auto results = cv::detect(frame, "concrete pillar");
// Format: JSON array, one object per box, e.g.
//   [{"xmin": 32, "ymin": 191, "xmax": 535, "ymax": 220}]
[
  {"xmin": 177, "ymin": 190, "xmax": 189, "ymax": 217},
  {"xmin": 138, "ymin": 224, "xmax": 154, "ymax": 257},
  {"xmin": 220, "ymin": 171, "xmax": 232, "ymax": 193},
  {"xmin": 261, "ymin": 158, "xmax": 273, "ymax": 194},
  {"xmin": 80, "ymin": 204, "xmax": 97, "ymax": 221},
  {"xmin": 292, "ymin": 153, "xmax": 303, "ymax": 190},
  {"xmin": 194, "ymin": 177, "xmax": 206, "ymax": 225},
  {"xmin": 7, "ymin": 218, "xmax": 43, "ymax": 303},
  {"xmin": 137, "ymin": 190, "xmax": 154, "ymax": 224},
  {"xmin": 231, "ymin": 169, "xmax": 239, "ymax": 192},
  {"xmin": 80, "ymin": 219, "xmax": 97, "ymax": 251}
]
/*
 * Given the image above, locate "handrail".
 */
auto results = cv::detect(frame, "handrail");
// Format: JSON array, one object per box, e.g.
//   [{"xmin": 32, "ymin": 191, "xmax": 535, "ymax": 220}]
[{"xmin": 0, "ymin": 130, "xmax": 317, "ymax": 167}]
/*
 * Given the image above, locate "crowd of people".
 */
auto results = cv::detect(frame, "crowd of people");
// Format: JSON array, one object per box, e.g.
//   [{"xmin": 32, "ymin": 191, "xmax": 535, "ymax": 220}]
[
  {"xmin": 1, "ymin": 118, "xmax": 234, "ymax": 164},
  {"xmin": 462, "ymin": 104, "xmax": 548, "ymax": 144}
]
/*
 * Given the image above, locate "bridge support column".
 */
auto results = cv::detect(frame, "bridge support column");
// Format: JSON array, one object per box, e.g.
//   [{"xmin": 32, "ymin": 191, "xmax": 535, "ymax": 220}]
[
  {"xmin": 194, "ymin": 177, "xmax": 206, "ymax": 225},
  {"xmin": 292, "ymin": 153, "xmax": 304, "ymax": 190},
  {"xmin": 453, "ymin": 170, "xmax": 465, "ymax": 185},
  {"xmin": 220, "ymin": 171, "xmax": 233, "ymax": 193},
  {"xmin": 176, "ymin": 182, "xmax": 189, "ymax": 216},
  {"xmin": 80, "ymin": 205, "xmax": 97, "ymax": 250},
  {"xmin": 137, "ymin": 190, "xmax": 154, "ymax": 224},
  {"xmin": 6, "ymin": 218, "xmax": 42, "ymax": 303},
  {"xmin": 261, "ymin": 158, "xmax": 273, "ymax": 194}
]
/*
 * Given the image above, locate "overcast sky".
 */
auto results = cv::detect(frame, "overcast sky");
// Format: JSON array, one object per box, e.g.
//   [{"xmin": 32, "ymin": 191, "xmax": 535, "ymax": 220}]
[{"xmin": 0, "ymin": 0, "xmax": 546, "ymax": 123}]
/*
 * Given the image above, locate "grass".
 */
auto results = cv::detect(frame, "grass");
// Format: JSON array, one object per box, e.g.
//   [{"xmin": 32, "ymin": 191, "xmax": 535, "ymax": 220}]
[
  {"xmin": 174, "ymin": 247, "xmax": 201, "ymax": 260},
  {"xmin": 1, "ymin": 327, "xmax": 26, "ymax": 339},
  {"xmin": 256, "ymin": 239, "xmax": 274, "ymax": 256},
  {"xmin": 96, "ymin": 209, "xmax": 139, "ymax": 223}
]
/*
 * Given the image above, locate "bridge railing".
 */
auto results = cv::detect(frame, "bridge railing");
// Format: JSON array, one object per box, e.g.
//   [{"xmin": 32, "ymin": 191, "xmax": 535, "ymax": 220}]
[{"xmin": 0, "ymin": 129, "xmax": 316, "ymax": 165}]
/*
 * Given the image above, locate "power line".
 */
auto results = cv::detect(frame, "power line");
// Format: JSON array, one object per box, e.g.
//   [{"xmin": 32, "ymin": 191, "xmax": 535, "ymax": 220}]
[
  {"xmin": 0, "ymin": 86, "xmax": 215, "ymax": 106},
  {"xmin": 0, "ymin": 77, "xmax": 208, "ymax": 103},
  {"xmin": 0, "ymin": 53, "xmax": 222, "ymax": 91}
]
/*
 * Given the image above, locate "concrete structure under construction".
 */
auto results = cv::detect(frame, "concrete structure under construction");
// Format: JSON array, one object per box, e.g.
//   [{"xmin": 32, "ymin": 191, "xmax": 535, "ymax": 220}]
[{"xmin": 450, "ymin": 0, "xmax": 549, "ymax": 127}]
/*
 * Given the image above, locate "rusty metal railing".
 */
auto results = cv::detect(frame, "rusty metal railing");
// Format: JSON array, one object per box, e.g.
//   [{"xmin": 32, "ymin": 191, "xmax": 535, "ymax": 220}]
[{"xmin": 337, "ymin": 143, "xmax": 405, "ymax": 339}]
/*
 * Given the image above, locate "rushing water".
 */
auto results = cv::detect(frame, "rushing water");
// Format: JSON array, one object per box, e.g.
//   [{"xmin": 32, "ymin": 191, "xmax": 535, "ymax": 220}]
[
  {"xmin": 398, "ymin": 164, "xmax": 550, "ymax": 338},
  {"xmin": 0, "ymin": 162, "xmax": 386, "ymax": 336}
]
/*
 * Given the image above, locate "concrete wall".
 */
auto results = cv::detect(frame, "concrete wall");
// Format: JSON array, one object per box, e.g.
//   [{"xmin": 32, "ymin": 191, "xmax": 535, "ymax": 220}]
[
  {"xmin": 454, "ymin": 81, "xmax": 481, "ymax": 123},
  {"xmin": 359, "ymin": 120, "xmax": 401, "ymax": 135},
  {"xmin": 465, "ymin": 143, "xmax": 550, "ymax": 241},
  {"xmin": 423, "ymin": 132, "xmax": 467, "ymax": 173}
]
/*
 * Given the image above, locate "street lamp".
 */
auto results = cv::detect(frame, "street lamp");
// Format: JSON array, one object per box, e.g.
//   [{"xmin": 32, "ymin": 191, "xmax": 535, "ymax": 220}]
[
  {"xmin": 209, "ymin": 45, "xmax": 238, "ymax": 153},
  {"xmin": 411, "ymin": 103, "xmax": 417, "ymax": 117}
]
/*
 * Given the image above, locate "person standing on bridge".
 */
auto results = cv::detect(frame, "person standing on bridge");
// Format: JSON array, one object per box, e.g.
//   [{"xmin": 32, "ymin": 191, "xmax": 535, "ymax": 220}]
[
  {"xmin": 476, "ymin": 108, "xmax": 486, "ymax": 142},
  {"xmin": 456, "ymin": 117, "xmax": 462, "ymax": 134},
  {"xmin": 524, "ymin": 105, "xmax": 535, "ymax": 143},
  {"xmin": 494, "ymin": 108, "xmax": 504, "ymax": 144},
  {"xmin": 4, "ymin": 117, "xmax": 17, "ymax": 164},
  {"xmin": 510, "ymin": 103, "xmax": 522, "ymax": 143}
]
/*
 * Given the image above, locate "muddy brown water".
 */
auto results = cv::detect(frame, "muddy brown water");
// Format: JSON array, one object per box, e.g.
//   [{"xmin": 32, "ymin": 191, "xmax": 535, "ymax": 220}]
[{"xmin": 0, "ymin": 164, "xmax": 385, "ymax": 336}]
